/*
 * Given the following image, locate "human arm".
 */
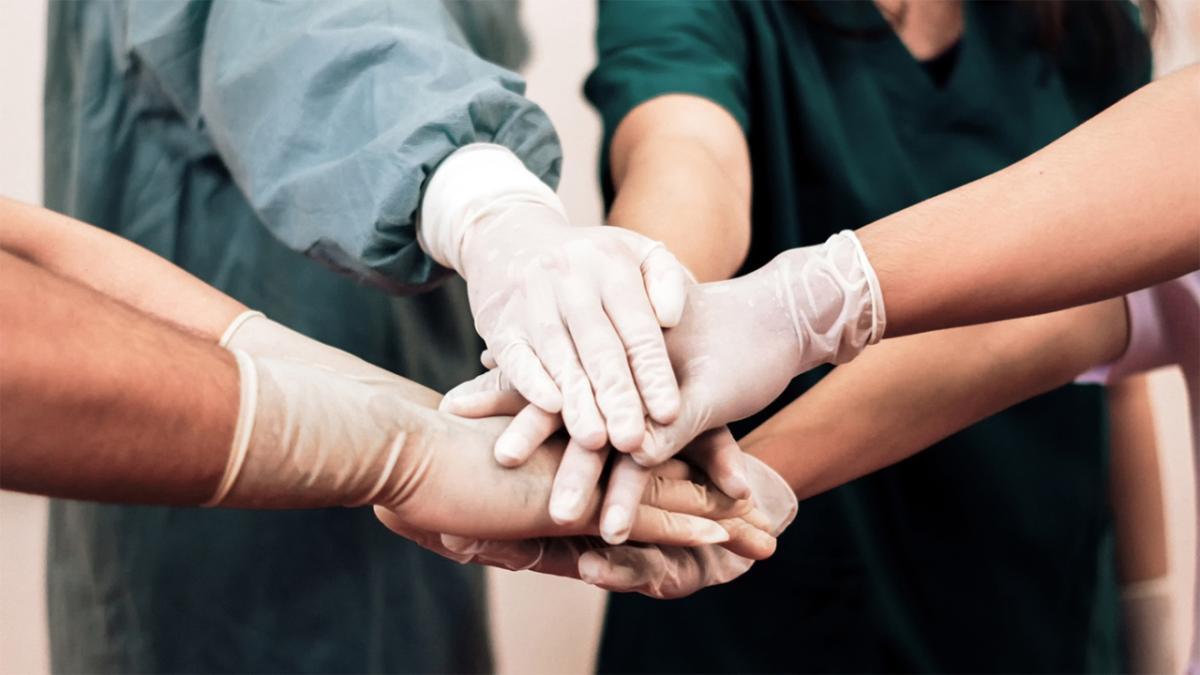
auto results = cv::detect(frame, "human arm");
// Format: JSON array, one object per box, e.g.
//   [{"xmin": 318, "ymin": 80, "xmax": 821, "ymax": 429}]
[
  {"xmin": 586, "ymin": 0, "xmax": 753, "ymax": 281},
  {"xmin": 856, "ymin": 64, "xmax": 1200, "ymax": 337},
  {"xmin": 0, "ymin": 250, "xmax": 762, "ymax": 554},
  {"xmin": 738, "ymin": 298, "xmax": 1129, "ymax": 499},
  {"xmin": 172, "ymin": 1, "xmax": 686, "ymax": 452},
  {"xmin": 605, "ymin": 95, "xmax": 751, "ymax": 281},
  {"xmin": 0, "ymin": 196, "xmax": 246, "ymax": 340}
]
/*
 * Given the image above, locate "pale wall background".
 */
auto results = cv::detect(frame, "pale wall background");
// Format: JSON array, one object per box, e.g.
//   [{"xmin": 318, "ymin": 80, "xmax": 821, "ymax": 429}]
[{"xmin": 1, "ymin": 1, "xmax": 1196, "ymax": 674}]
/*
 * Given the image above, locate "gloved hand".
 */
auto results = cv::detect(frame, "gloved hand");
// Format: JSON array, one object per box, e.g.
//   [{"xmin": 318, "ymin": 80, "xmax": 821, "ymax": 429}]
[
  {"xmin": 419, "ymin": 143, "xmax": 690, "ymax": 457},
  {"xmin": 419, "ymin": 453, "xmax": 797, "ymax": 599},
  {"xmin": 216, "ymin": 312, "xmax": 773, "ymax": 558},
  {"xmin": 441, "ymin": 230, "xmax": 883, "ymax": 539}
]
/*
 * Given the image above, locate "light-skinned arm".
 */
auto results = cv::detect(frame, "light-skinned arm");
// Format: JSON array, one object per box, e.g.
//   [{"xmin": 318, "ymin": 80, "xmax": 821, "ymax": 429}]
[
  {"xmin": 740, "ymin": 298, "xmax": 1129, "ymax": 499},
  {"xmin": 0, "ymin": 196, "xmax": 245, "ymax": 341},
  {"xmin": 0, "ymin": 250, "xmax": 766, "ymax": 555},
  {"xmin": 607, "ymin": 94, "xmax": 753, "ymax": 281},
  {"xmin": 857, "ymin": 63, "xmax": 1200, "ymax": 337}
]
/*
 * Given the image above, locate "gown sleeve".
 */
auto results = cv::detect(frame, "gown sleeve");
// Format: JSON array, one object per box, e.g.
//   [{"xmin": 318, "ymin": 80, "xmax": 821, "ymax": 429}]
[{"xmin": 189, "ymin": 0, "xmax": 562, "ymax": 291}]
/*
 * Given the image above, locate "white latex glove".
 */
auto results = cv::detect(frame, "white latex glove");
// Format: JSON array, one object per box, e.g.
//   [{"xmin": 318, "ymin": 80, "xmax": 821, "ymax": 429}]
[
  {"xmin": 216, "ymin": 312, "xmax": 764, "ymax": 555},
  {"xmin": 208, "ymin": 349, "xmax": 763, "ymax": 549},
  {"xmin": 441, "ymin": 230, "xmax": 883, "ymax": 539},
  {"xmin": 419, "ymin": 144, "xmax": 690, "ymax": 456},
  {"xmin": 433, "ymin": 454, "xmax": 797, "ymax": 599},
  {"xmin": 441, "ymin": 369, "xmax": 752, "ymax": 542}
]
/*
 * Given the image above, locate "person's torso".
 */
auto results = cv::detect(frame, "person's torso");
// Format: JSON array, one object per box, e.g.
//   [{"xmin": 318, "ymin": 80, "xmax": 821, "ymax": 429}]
[{"xmin": 600, "ymin": 2, "xmax": 1149, "ymax": 672}]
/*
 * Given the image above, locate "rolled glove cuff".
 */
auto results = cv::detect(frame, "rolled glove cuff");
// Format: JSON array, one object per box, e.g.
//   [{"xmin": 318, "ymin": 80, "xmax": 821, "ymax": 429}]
[
  {"xmin": 842, "ymin": 230, "xmax": 887, "ymax": 344},
  {"xmin": 204, "ymin": 349, "xmax": 259, "ymax": 507},
  {"xmin": 418, "ymin": 143, "xmax": 569, "ymax": 272},
  {"xmin": 219, "ymin": 310, "xmax": 266, "ymax": 348},
  {"xmin": 777, "ymin": 230, "xmax": 888, "ymax": 371}
]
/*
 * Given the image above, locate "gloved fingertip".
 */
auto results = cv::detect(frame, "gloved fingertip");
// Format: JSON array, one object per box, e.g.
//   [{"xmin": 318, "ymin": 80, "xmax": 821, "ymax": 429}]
[
  {"xmin": 695, "ymin": 520, "xmax": 731, "ymax": 545},
  {"xmin": 494, "ymin": 434, "xmax": 532, "ymax": 468},
  {"xmin": 440, "ymin": 534, "xmax": 477, "ymax": 554},
  {"xmin": 609, "ymin": 424, "xmax": 646, "ymax": 455},
  {"xmin": 548, "ymin": 486, "xmax": 587, "ymax": 525},
  {"xmin": 573, "ymin": 427, "xmax": 609, "ymax": 452},
  {"xmin": 721, "ymin": 469, "xmax": 752, "ymax": 501},
  {"xmin": 577, "ymin": 552, "xmax": 608, "ymax": 584},
  {"xmin": 600, "ymin": 505, "xmax": 632, "ymax": 545}
]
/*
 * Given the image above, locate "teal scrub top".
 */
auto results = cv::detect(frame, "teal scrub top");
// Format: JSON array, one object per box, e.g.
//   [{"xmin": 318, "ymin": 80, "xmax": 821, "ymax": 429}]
[
  {"xmin": 586, "ymin": 1, "xmax": 1150, "ymax": 672},
  {"xmin": 42, "ymin": 1, "xmax": 553, "ymax": 672}
]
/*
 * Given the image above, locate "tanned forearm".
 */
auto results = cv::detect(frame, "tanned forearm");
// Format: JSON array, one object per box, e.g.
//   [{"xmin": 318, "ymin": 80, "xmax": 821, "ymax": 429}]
[
  {"xmin": 859, "ymin": 65, "xmax": 1200, "ymax": 337},
  {"xmin": 0, "ymin": 250, "xmax": 237, "ymax": 503},
  {"xmin": 0, "ymin": 197, "xmax": 247, "ymax": 340},
  {"xmin": 742, "ymin": 298, "xmax": 1129, "ymax": 499},
  {"xmin": 607, "ymin": 94, "xmax": 752, "ymax": 281}
]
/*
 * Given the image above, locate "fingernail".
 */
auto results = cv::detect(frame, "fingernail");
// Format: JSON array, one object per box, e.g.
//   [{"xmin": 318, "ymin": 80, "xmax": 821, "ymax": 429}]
[
  {"xmin": 550, "ymin": 486, "xmax": 585, "ymax": 524},
  {"xmin": 695, "ymin": 521, "xmax": 730, "ymax": 545},
  {"xmin": 600, "ymin": 505, "xmax": 631, "ymax": 544}
]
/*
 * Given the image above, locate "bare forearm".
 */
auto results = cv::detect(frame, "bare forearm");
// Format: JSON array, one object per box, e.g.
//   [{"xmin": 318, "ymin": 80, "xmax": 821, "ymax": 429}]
[
  {"xmin": 742, "ymin": 298, "xmax": 1128, "ymax": 499},
  {"xmin": 607, "ymin": 95, "xmax": 752, "ymax": 281},
  {"xmin": 0, "ymin": 251, "xmax": 236, "ymax": 503},
  {"xmin": 0, "ymin": 197, "xmax": 246, "ymax": 340},
  {"xmin": 860, "ymin": 65, "xmax": 1200, "ymax": 337},
  {"xmin": 610, "ymin": 136, "xmax": 749, "ymax": 280}
]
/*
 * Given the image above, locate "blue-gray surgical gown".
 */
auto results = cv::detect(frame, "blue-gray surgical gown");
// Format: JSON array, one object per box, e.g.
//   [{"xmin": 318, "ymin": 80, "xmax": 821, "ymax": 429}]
[{"xmin": 42, "ymin": 1, "xmax": 560, "ymax": 672}]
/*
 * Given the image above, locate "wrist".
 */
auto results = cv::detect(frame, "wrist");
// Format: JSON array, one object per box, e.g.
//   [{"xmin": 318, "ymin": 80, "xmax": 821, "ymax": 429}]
[
  {"xmin": 418, "ymin": 143, "xmax": 567, "ymax": 272},
  {"xmin": 204, "ymin": 353, "xmax": 436, "ymax": 510},
  {"xmin": 770, "ymin": 231, "xmax": 886, "ymax": 371}
]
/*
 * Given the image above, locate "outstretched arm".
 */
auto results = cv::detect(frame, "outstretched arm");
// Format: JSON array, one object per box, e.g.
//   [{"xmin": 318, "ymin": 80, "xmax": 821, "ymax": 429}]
[
  {"xmin": 0, "ymin": 249, "xmax": 756, "ymax": 555},
  {"xmin": 0, "ymin": 196, "xmax": 246, "ymax": 340},
  {"xmin": 741, "ymin": 298, "xmax": 1129, "ymax": 499},
  {"xmin": 859, "ymin": 64, "xmax": 1200, "ymax": 337}
]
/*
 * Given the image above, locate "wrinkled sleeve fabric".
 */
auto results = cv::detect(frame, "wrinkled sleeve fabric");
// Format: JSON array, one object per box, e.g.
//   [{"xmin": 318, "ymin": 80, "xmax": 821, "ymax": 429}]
[
  {"xmin": 584, "ymin": 0, "xmax": 750, "ymax": 142},
  {"xmin": 190, "ymin": 0, "xmax": 561, "ymax": 291}
]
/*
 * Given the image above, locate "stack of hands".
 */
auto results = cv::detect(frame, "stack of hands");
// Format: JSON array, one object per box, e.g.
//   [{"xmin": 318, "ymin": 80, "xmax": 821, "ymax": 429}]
[
  {"xmin": 207, "ymin": 144, "xmax": 885, "ymax": 600},
  {"xmin": 408, "ymin": 144, "xmax": 883, "ymax": 597}
]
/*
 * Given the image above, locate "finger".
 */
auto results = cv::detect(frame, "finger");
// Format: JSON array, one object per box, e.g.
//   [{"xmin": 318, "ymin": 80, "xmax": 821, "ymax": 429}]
[
  {"xmin": 580, "ymin": 544, "xmax": 752, "ymax": 599},
  {"xmin": 524, "ymin": 286, "xmax": 608, "ymax": 449},
  {"xmin": 548, "ymin": 440, "xmax": 608, "ymax": 525},
  {"xmin": 578, "ymin": 546, "xmax": 674, "ymax": 598},
  {"xmin": 599, "ymin": 455, "xmax": 652, "ymax": 544},
  {"xmin": 440, "ymin": 535, "xmax": 545, "ymax": 571},
  {"xmin": 716, "ymin": 518, "xmax": 778, "ymax": 561},
  {"xmin": 640, "ymin": 244, "xmax": 691, "ymax": 328},
  {"xmin": 634, "ymin": 399, "xmax": 705, "ymax": 467},
  {"xmin": 480, "ymin": 350, "xmax": 497, "ymax": 369},
  {"xmin": 628, "ymin": 506, "xmax": 730, "ymax": 548},
  {"xmin": 494, "ymin": 404, "xmax": 564, "ymax": 467},
  {"xmin": 372, "ymin": 506, "xmax": 473, "ymax": 564},
  {"xmin": 602, "ymin": 279, "xmax": 681, "ymax": 425},
  {"xmin": 743, "ymin": 455, "xmax": 799, "ymax": 536},
  {"xmin": 492, "ymin": 338, "xmax": 563, "ymax": 414},
  {"xmin": 739, "ymin": 507, "xmax": 775, "ymax": 532},
  {"xmin": 440, "ymin": 370, "xmax": 527, "ymax": 417},
  {"xmin": 679, "ymin": 427, "xmax": 751, "ymax": 500},
  {"xmin": 557, "ymin": 277, "xmax": 645, "ymax": 453},
  {"xmin": 640, "ymin": 475, "xmax": 751, "ymax": 522},
  {"xmin": 578, "ymin": 546, "xmax": 716, "ymax": 600}
]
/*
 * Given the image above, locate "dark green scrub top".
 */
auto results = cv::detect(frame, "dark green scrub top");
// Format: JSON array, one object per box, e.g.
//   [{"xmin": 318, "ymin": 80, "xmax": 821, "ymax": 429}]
[{"xmin": 586, "ymin": 2, "xmax": 1150, "ymax": 672}]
